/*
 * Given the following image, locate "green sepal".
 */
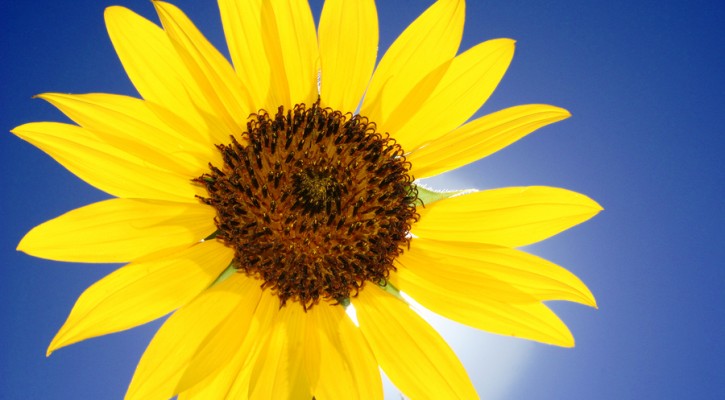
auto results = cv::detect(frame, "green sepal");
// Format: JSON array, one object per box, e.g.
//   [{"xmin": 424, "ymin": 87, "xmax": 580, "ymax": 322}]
[
  {"xmin": 378, "ymin": 280, "xmax": 406, "ymax": 303},
  {"xmin": 415, "ymin": 184, "xmax": 475, "ymax": 206},
  {"xmin": 209, "ymin": 262, "xmax": 236, "ymax": 287}
]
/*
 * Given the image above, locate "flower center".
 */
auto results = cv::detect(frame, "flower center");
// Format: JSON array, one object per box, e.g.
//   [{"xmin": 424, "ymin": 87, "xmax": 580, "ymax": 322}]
[{"xmin": 196, "ymin": 101, "xmax": 418, "ymax": 309}]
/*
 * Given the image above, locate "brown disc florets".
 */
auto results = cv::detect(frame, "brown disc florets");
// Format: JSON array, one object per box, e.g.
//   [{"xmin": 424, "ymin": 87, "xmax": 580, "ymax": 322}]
[{"xmin": 196, "ymin": 101, "xmax": 419, "ymax": 309}]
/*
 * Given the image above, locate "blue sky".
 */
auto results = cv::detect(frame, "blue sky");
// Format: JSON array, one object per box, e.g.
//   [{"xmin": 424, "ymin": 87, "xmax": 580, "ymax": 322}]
[{"xmin": 1, "ymin": 0, "xmax": 723, "ymax": 399}]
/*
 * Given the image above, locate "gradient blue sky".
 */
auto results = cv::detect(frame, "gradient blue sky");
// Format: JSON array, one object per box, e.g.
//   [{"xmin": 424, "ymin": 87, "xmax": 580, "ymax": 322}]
[{"xmin": 1, "ymin": 0, "xmax": 723, "ymax": 399}]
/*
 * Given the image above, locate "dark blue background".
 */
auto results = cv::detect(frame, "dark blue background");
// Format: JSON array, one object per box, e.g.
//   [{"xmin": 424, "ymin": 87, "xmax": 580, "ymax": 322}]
[{"xmin": 2, "ymin": 1, "xmax": 723, "ymax": 398}]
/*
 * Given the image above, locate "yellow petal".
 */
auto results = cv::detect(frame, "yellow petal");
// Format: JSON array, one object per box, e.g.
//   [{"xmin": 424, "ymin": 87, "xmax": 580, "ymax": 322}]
[
  {"xmin": 175, "ymin": 275, "xmax": 268, "ymax": 393},
  {"xmin": 249, "ymin": 303, "xmax": 314, "ymax": 399},
  {"xmin": 399, "ymin": 238, "xmax": 596, "ymax": 307},
  {"xmin": 312, "ymin": 305, "xmax": 383, "ymax": 400},
  {"xmin": 37, "ymin": 92, "xmax": 219, "ymax": 175},
  {"xmin": 126, "ymin": 274, "xmax": 258, "ymax": 400},
  {"xmin": 409, "ymin": 104, "xmax": 571, "ymax": 178},
  {"xmin": 361, "ymin": 0, "xmax": 464, "ymax": 128},
  {"xmin": 259, "ymin": 0, "xmax": 319, "ymax": 106},
  {"xmin": 318, "ymin": 0, "xmax": 378, "ymax": 112},
  {"xmin": 176, "ymin": 340, "xmax": 249, "ymax": 400},
  {"xmin": 18, "ymin": 198, "xmax": 216, "ymax": 263},
  {"xmin": 373, "ymin": 58, "xmax": 453, "ymax": 141},
  {"xmin": 177, "ymin": 347, "xmax": 249, "ymax": 400},
  {"xmin": 177, "ymin": 289, "xmax": 279, "ymax": 399},
  {"xmin": 218, "ymin": 0, "xmax": 276, "ymax": 110},
  {"xmin": 12, "ymin": 122, "xmax": 204, "ymax": 202},
  {"xmin": 153, "ymin": 1, "xmax": 252, "ymax": 140},
  {"xmin": 104, "ymin": 6, "xmax": 225, "ymax": 141},
  {"xmin": 48, "ymin": 240, "xmax": 232, "ymax": 355},
  {"xmin": 391, "ymin": 39, "xmax": 516, "ymax": 151},
  {"xmin": 414, "ymin": 186, "xmax": 603, "ymax": 247},
  {"xmin": 393, "ymin": 269, "xmax": 575, "ymax": 346},
  {"xmin": 395, "ymin": 249, "xmax": 538, "ymax": 304},
  {"xmin": 354, "ymin": 285, "xmax": 478, "ymax": 400}
]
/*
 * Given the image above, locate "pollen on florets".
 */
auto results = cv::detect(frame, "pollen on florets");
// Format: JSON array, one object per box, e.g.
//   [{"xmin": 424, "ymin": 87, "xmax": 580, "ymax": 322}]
[{"xmin": 195, "ymin": 101, "xmax": 418, "ymax": 309}]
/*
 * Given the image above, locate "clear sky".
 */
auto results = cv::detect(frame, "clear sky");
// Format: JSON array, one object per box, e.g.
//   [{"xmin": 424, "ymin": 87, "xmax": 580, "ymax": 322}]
[{"xmin": 1, "ymin": 0, "xmax": 723, "ymax": 399}]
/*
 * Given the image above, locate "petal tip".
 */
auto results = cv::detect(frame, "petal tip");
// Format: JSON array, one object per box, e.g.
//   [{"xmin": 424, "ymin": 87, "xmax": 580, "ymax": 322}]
[
  {"xmin": 33, "ymin": 92, "xmax": 57, "ymax": 103},
  {"xmin": 581, "ymin": 289, "xmax": 598, "ymax": 309},
  {"xmin": 104, "ymin": 5, "xmax": 123, "ymax": 15},
  {"xmin": 46, "ymin": 336, "xmax": 63, "ymax": 357},
  {"xmin": 572, "ymin": 191, "xmax": 603, "ymax": 214},
  {"xmin": 104, "ymin": 5, "xmax": 133, "ymax": 23},
  {"xmin": 500, "ymin": 37, "xmax": 517, "ymax": 46},
  {"xmin": 590, "ymin": 198, "xmax": 605, "ymax": 212},
  {"xmin": 16, "ymin": 226, "xmax": 46, "ymax": 259},
  {"xmin": 9, "ymin": 125, "xmax": 23, "ymax": 136},
  {"xmin": 541, "ymin": 105, "xmax": 572, "ymax": 120},
  {"xmin": 553, "ymin": 326, "xmax": 576, "ymax": 348},
  {"xmin": 581, "ymin": 279, "xmax": 598, "ymax": 309},
  {"xmin": 16, "ymin": 231, "xmax": 33, "ymax": 255}
]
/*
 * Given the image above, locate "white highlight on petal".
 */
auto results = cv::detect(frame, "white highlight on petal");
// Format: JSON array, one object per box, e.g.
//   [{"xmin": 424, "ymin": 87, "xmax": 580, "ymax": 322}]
[
  {"xmin": 397, "ymin": 291, "xmax": 534, "ymax": 400},
  {"xmin": 344, "ymin": 303, "xmax": 360, "ymax": 327}
]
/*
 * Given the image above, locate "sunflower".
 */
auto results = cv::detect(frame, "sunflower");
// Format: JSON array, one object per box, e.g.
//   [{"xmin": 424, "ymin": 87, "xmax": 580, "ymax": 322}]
[{"xmin": 13, "ymin": 0, "xmax": 601, "ymax": 398}]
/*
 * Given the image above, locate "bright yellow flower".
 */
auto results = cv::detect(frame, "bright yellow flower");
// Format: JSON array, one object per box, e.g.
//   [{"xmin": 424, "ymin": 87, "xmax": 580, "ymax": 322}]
[{"xmin": 13, "ymin": 0, "xmax": 601, "ymax": 399}]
